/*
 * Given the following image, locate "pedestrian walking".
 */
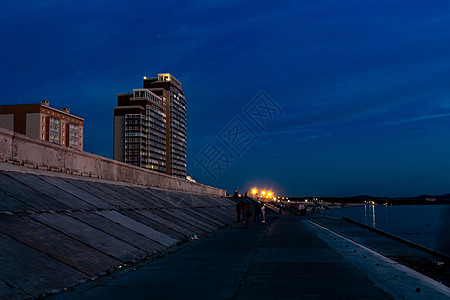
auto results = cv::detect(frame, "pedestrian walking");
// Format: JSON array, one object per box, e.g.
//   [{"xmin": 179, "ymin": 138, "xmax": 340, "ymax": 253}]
[
  {"xmin": 261, "ymin": 204, "xmax": 266, "ymax": 223},
  {"xmin": 244, "ymin": 203, "xmax": 253, "ymax": 228},
  {"xmin": 254, "ymin": 202, "xmax": 261, "ymax": 222},
  {"xmin": 236, "ymin": 200, "xmax": 243, "ymax": 222}
]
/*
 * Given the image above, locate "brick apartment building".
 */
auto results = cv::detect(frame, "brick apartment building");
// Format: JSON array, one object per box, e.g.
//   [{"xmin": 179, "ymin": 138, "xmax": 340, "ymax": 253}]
[{"xmin": 0, "ymin": 100, "xmax": 84, "ymax": 150}]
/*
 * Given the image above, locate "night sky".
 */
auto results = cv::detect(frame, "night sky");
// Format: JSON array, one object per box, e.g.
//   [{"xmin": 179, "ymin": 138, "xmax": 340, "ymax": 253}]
[{"xmin": 2, "ymin": 1, "xmax": 450, "ymax": 197}]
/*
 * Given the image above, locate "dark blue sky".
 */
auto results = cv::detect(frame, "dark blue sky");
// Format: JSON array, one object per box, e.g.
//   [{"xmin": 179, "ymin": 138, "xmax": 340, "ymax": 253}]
[{"xmin": 2, "ymin": 1, "xmax": 450, "ymax": 197}]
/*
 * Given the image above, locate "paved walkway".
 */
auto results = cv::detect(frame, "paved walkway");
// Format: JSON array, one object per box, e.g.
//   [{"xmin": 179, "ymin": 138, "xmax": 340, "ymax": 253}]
[{"xmin": 51, "ymin": 214, "xmax": 449, "ymax": 300}]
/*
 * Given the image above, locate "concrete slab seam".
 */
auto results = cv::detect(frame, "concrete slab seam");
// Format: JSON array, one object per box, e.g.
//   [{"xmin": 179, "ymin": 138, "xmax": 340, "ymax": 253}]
[{"xmin": 231, "ymin": 222, "xmax": 271, "ymax": 299}]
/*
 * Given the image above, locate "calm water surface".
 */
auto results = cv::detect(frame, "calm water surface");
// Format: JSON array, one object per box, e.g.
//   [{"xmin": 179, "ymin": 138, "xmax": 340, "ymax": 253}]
[{"xmin": 322, "ymin": 204, "xmax": 450, "ymax": 256}]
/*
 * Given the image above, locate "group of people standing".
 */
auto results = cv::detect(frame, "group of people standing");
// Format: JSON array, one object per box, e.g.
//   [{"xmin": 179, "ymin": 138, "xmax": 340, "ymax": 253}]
[{"xmin": 235, "ymin": 200, "xmax": 266, "ymax": 228}]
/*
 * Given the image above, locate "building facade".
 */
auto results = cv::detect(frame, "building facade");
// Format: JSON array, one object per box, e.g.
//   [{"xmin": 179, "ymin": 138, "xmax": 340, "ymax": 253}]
[
  {"xmin": 114, "ymin": 88, "xmax": 167, "ymax": 173},
  {"xmin": 114, "ymin": 73, "xmax": 187, "ymax": 178},
  {"xmin": 143, "ymin": 74, "xmax": 187, "ymax": 178},
  {"xmin": 0, "ymin": 100, "xmax": 83, "ymax": 150}
]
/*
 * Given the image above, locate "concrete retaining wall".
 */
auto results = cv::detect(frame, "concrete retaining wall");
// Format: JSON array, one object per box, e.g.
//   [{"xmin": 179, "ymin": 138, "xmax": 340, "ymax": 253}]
[{"xmin": 0, "ymin": 128, "xmax": 225, "ymax": 197}]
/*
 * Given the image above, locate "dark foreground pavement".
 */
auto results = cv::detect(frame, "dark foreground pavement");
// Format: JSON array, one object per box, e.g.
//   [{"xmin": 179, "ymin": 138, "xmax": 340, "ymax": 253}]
[{"xmin": 51, "ymin": 214, "xmax": 449, "ymax": 300}]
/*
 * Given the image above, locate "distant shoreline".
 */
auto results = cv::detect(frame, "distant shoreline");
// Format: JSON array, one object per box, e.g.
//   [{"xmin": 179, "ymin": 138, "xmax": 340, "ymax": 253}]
[{"xmin": 287, "ymin": 195, "xmax": 450, "ymax": 206}]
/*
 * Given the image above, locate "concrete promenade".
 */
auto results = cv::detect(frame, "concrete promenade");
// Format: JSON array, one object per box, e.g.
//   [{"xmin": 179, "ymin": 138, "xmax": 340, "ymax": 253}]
[{"xmin": 51, "ymin": 214, "xmax": 450, "ymax": 300}]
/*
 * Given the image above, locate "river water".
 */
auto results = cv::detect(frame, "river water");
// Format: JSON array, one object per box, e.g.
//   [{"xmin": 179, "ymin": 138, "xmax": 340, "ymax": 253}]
[{"xmin": 322, "ymin": 204, "xmax": 450, "ymax": 257}]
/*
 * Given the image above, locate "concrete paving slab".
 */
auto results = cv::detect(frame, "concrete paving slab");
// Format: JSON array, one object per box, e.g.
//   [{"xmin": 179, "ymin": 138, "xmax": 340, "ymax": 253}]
[
  {"xmin": 181, "ymin": 194, "xmax": 234, "ymax": 212},
  {"xmin": 0, "ymin": 189, "xmax": 31, "ymax": 212},
  {"xmin": 6, "ymin": 172, "xmax": 95, "ymax": 211},
  {"xmin": 140, "ymin": 188, "xmax": 202, "ymax": 210},
  {"xmin": 31, "ymin": 213, "xmax": 146, "ymax": 262},
  {"xmin": 118, "ymin": 210, "xmax": 186, "ymax": 240},
  {"xmin": 200, "ymin": 205, "xmax": 235, "ymax": 222},
  {"xmin": 0, "ymin": 214, "xmax": 120, "ymax": 276},
  {"xmin": 247, "ymin": 261, "xmax": 350, "ymax": 275},
  {"xmin": 83, "ymin": 182, "xmax": 137, "ymax": 209},
  {"xmin": 236, "ymin": 273, "xmax": 391, "ymax": 300},
  {"xmin": 194, "ymin": 207, "xmax": 233, "ymax": 225},
  {"xmin": 0, "ymin": 280, "xmax": 31, "ymax": 300},
  {"xmin": 217, "ymin": 208, "xmax": 241, "ymax": 223},
  {"xmin": 67, "ymin": 180, "xmax": 130, "ymax": 209},
  {"xmin": 0, "ymin": 172, "xmax": 68, "ymax": 211},
  {"xmin": 196, "ymin": 206, "xmax": 234, "ymax": 224},
  {"xmin": 103, "ymin": 268, "xmax": 244, "ymax": 289},
  {"xmin": 114, "ymin": 186, "xmax": 160, "ymax": 209},
  {"xmin": 161, "ymin": 208, "xmax": 214, "ymax": 233},
  {"xmin": 207, "ymin": 206, "xmax": 237, "ymax": 224},
  {"xmin": 138, "ymin": 189, "xmax": 172, "ymax": 208},
  {"xmin": 141, "ymin": 254, "xmax": 254, "ymax": 273},
  {"xmin": 183, "ymin": 207, "xmax": 228, "ymax": 227},
  {"xmin": 68, "ymin": 211, "xmax": 166, "ymax": 254},
  {"xmin": 95, "ymin": 210, "xmax": 176, "ymax": 247},
  {"xmin": 39, "ymin": 176, "xmax": 115, "ymax": 210},
  {"xmin": 147, "ymin": 209, "xmax": 206, "ymax": 235},
  {"xmin": 162, "ymin": 208, "xmax": 218, "ymax": 232},
  {"xmin": 204, "ymin": 195, "xmax": 235, "ymax": 207},
  {"xmin": 254, "ymin": 247, "xmax": 343, "ymax": 263},
  {"xmin": 143, "ymin": 189, "xmax": 179, "ymax": 207},
  {"xmin": 191, "ymin": 194, "xmax": 218, "ymax": 205},
  {"xmin": 176, "ymin": 192, "xmax": 211, "ymax": 206},
  {"xmin": 166, "ymin": 191, "xmax": 202, "ymax": 208},
  {"xmin": 99, "ymin": 185, "xmax": 147, "ymax": 209},
  {"xmin": 0, "ymin": 232, "xmax": 85, "ymax": 298},
  {"xmin": 56, "ymin": 284, "xmax": 238, "ymax": 300},
  {"xmin": 134, "ymin": 209, "xmax": 194, "ymax": 237}
]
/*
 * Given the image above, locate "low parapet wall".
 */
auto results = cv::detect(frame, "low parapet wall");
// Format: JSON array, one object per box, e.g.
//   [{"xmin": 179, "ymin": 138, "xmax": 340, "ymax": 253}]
[{"xmin": 0, "ymin": 128, "xmax": 225, "ymax": 197}]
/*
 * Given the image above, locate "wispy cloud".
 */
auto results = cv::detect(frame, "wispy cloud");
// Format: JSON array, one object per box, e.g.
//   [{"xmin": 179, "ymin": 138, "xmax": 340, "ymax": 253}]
[
  {"xmin": 378, "ymin": 113, "xmax": 450, "ymax": 127},
  {"xmin": 308, "ymin": 133, "xmax": 332, "ymax": 140}
]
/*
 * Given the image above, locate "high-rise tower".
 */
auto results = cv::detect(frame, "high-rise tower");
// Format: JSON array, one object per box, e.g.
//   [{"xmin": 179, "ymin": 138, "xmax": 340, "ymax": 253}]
[
  {"xmin": 114, "ymin": 73, "xmax": 186, "ymax": 178},
  {"xmin": 114, "ymin": 88, "xmax": 167, "ymax": 173},
  {"xmin": 143, "ymin": 74, "xmax": 187, "ymax": 178}
]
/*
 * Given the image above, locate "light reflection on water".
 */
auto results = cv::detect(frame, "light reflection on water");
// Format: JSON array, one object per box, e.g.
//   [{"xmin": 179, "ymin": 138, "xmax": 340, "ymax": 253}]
[
  {"xmin": 364, "ymin": 204, "xmax": 376, "ymax": 228},
  {"xmin": 323, "ymin": 204, "xmax": 450, "ymax": 256}
]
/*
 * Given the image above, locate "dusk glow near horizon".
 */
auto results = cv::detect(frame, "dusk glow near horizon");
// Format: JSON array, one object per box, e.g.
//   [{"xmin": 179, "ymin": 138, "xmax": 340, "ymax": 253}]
[{"xmin": 2, "ymin": 1, "xmax": 450, "ymax": 197}]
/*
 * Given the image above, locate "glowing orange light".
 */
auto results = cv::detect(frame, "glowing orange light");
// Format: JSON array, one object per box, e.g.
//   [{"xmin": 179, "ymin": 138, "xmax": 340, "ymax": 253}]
[
  {"xmin": 261, "ymin": 191, "xmax": 266, "ymax": 196},
  {"xmin": 252, "ymin": 189, "xmax": 257, "ymax": 195}
]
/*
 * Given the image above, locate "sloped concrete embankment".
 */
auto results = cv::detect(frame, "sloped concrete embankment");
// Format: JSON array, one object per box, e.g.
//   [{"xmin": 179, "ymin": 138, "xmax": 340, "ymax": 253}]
[{"xmin": 0, "ymin": 168, "xmax": 235, "ymax": 299}]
